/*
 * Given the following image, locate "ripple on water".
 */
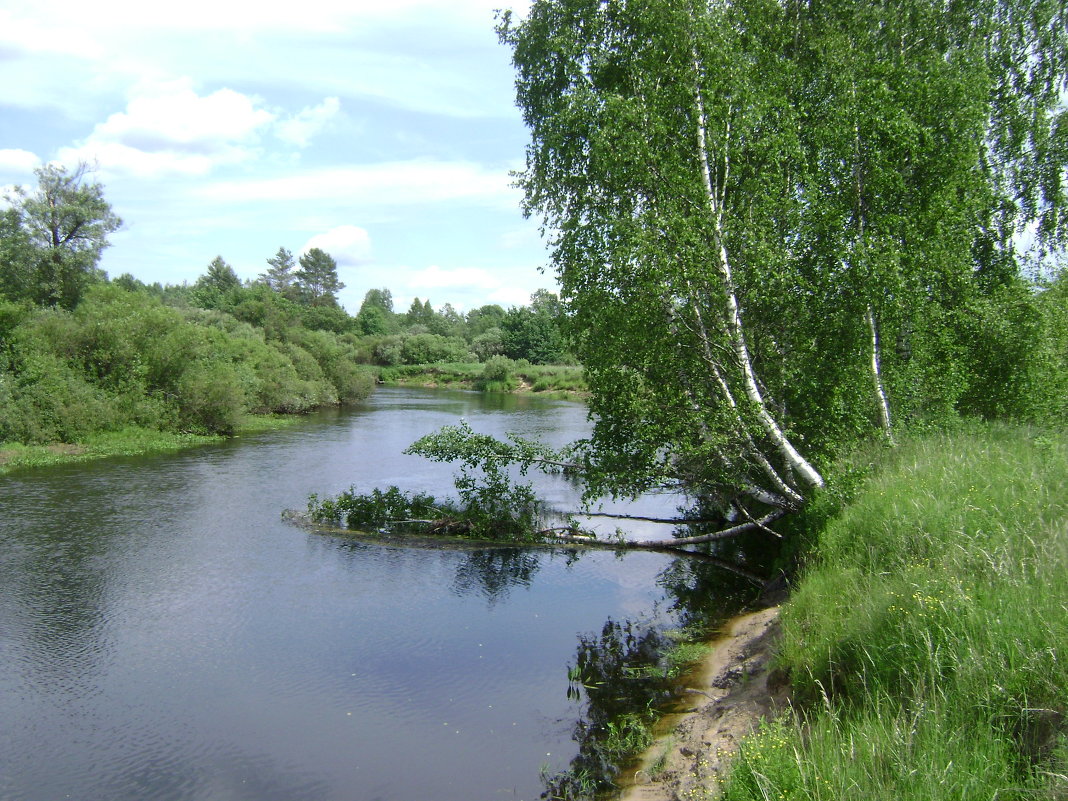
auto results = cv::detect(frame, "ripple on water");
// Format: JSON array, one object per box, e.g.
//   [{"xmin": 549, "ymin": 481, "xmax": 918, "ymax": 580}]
[{"xmin": 0, "ymin": 390, "xmax": 753, "ymax": 801}]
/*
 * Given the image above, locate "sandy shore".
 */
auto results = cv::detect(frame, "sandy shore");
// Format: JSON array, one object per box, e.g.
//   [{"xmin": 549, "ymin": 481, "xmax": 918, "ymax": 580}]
[{"xmin": 617, "ymin": 606, "xmax": 787, "ymax": 801}]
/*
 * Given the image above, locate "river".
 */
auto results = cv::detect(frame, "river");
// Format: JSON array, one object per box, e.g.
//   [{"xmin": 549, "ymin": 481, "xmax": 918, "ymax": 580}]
[{"xmin": 0, "ymin": 388, "xmax": 762, "ymax": 801}]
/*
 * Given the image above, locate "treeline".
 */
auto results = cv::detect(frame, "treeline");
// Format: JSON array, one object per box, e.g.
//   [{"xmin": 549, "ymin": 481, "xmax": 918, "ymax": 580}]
[
  {"xmin": 0, "ymin": 284, "xmax": 374, "ymax": 441},
  {"xmin": 0, "ymin": 163, "xmax": 570, "ymax": 448},
  {"xmin": 126, "ymin": 263, "xmax": 572, "ymax": 368}
]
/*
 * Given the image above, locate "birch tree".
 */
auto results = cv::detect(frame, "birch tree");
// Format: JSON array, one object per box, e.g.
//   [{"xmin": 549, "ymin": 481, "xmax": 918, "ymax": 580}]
[
  {"xmin": 500, "ymin": 0, "xmax": 822, "ymax": 527},
  {"xmin": 498, "ymin": 0, "xmax": 1066, "ymax": 536}
]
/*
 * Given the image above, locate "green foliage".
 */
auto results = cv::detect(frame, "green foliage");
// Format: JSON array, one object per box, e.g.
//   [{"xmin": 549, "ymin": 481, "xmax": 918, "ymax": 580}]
[
  {"xmin": 406, "ymin": 421, "xmax": 555, "ymax": 537},
  {"xmin": 295, "ymin": 247, "xmax": 344, "ymax": 307},
  {"xmin": 500, "ymin": 290, "xmax": 568, "ymax": 364},
  {"xmin": 479, "ymin": 354, "xmax": 515, "ymax": 386},
  {"xmin": 309, "ymin": 486, "xmax": 442, "ymax": 532},
  {"xmin": 2, "ymin": 352, "xmax": 119, "ymax": 443},
  {"xmin": 400, "ymin": 332, "xmax": 471, "ymax": 365},
  {"xmin": 355, "ymin": 303, "xmax": 393, "ymax": 336},
  {"xmin": 465, "ymin": 303, "xmax": 507, "ymax": 337},
  {"xmin": 406, "ymin": 420, "xmax": 572, "ymax": 476},
  {"xmin": 0, "ymin": 282, "xmax": 373, "ymax": 446},
  {"xmin": 3, "ymin": 162, "xmax": 121, "ymax": 309},
  {"xmin": 405, "ymin": 297, "xmax": 436, "ymax": 327},
  {"xmin": 720, "ymin": 425, "xmax": 1068, "ymax": 801},
  {"xmin": 0, "ymin": 209, "xmax": 35, "ymax": 302},
  {"xmin": 500, "ymin": 0, "xmax": 1068, "ymax": 514},
  {"xmin": 260, "ymin": 246, "xmax": 297, "ymax": 297},
  {"xmin": 175, "ymin": 361, "xmax": 247, "ymax": 435},
  {"xmin": 309, "ymin": 421, "xmax": 576, "ymax": 542},
  {"xmin": 308, "ymin": 477, "xmax": 543, "ymax": 542},
  {"xmin": 470, "ymin": 326, "xmax": 505, "ymax": 361},
  {"xmin": 374, "ymin": 361, "xmax": 587, "ymax": 395}
]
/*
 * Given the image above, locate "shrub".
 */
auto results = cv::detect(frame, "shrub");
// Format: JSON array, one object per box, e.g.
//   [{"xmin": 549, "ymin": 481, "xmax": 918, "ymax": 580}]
[
  {"xmin": 481, "ymin": 355, "xmax": 514, "ymax": 383},
  {"xmin": 176, "ymin": 362, "xmax": 247, "ymax": 434},
  {"xmin": 9, "ymin": 353, "xmax": 120, "ymax": 443}
]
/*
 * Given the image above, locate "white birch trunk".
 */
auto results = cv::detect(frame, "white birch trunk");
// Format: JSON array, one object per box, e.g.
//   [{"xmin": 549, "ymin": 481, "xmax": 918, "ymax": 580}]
[
  {"xmin": 692, "ymin": 62, "xmax": 824, "ymax": 490},
  {"xmin": 866, "ymin": 305, "xmax": 895, "ymax": 444}
]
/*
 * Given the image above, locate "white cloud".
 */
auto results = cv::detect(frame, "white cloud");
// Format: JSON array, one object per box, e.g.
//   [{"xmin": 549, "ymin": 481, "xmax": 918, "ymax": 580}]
[
  {"xmin": 0, "ymin": 148, "xmax": 40, "ymax": 174},
  {"xmin": 275, "ymin": 97, "xmax": 341, "ymax": 147},
  {"xmin": 98, "ymin": 80, "xmax": 275, "ymax": 146},
  {"xmin": 202, "ymin": 160, "xmax": 519, "ymax": 207},
  {"xmin": 0, "ymin": 9, "xmax": 104, "ymax": 60},
  {"xmin": 302, "ymin": 225, "xmax": 372, "ymax": 266},
  {"xmin": 1, "ymin": 0, "xmax": 527, "ymax": 118},
  {"xmin": 58, "ymin": 79, "xmax": 276, "ymax": 177},
  {"xmin": 9, "ymin": 0, "xmax": 527, "ymax": 37}
]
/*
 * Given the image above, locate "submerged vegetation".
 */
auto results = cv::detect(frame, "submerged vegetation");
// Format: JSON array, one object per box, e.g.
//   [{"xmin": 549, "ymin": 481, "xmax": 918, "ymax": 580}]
[{"xmin": 308, "ymin": 423, "xmax": 567, "ymax": 542}]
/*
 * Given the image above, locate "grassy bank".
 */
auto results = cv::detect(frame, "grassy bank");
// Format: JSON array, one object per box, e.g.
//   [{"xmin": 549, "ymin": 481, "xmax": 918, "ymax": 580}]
[
  {"xmin": 377, "ymin": 360, "xmax": 587, "ymax": 396},
  {"xmin": 718, "ymin": 423, "xmax": 1067, "ymax": 801},
  {"xmin": 0, "ymin": 415, "xmax": 304, "ymax": 474}
]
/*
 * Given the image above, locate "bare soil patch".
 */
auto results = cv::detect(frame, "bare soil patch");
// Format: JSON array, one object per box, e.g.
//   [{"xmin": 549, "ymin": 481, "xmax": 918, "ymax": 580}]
[{"xmin": 618, "ymin": 606, "xmax": 787, "ymax": 801}]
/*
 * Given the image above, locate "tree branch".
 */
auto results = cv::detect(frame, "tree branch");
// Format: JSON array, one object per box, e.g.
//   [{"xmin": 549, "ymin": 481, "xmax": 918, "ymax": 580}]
[{"xmin": 544, "ymin": 509, "xmax": 786, "ymax": 549}]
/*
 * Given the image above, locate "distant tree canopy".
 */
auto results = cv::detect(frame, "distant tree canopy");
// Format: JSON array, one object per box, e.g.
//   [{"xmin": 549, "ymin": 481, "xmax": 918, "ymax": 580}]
[
  {"xmin": 261, "ymin": 247, "xmax": 297, "ymax": 298},
  {"xmin": 295, "ymin": 248, "xmax": 345, "ymax": 307},
  {"xmin": 0, "ymin": 166, "xmax": 576, "ymax": 451},
  {"xmin": 501, "ymin": 289, "xmax": 567, "ymax": 364},
  {"xmin": 2, "ymin": 163, "xmax": 121, "ymax": 310}
]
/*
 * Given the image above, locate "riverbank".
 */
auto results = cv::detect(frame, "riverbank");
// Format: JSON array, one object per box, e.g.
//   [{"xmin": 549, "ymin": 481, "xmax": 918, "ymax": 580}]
[
  {"xmin": 376, "ymin": 361, "xmax": 587, "ymax": 397},
  {"xmin": 620, "ymin": 606, "xmax": 786, "ymax": 801},
  {"xmin": 622, "ymin": 422, "xmax": 1066, "ymax": 801},
  {"xmin": 0, "ymin": 415, "xmax": 303, "ymax": 474}
]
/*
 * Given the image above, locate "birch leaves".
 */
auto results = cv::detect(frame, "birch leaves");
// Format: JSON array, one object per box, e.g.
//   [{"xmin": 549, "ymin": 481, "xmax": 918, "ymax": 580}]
[{"xmin": 500, "ymin": 0, "xmax": 1066, "ymax": 520}]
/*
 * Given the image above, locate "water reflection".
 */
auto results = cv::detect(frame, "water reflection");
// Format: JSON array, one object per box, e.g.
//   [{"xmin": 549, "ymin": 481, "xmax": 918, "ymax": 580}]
[
  {"xmin": 451, "ymin": 547, "xmax": 543, "ymax": 605},
  {"xmin": 0, "ymin": 388, "xmax": 776, "ymax": 801},
  {"xmin": 543, "ymin": 549, "xmax": 771, "ymax": 799},
  {"xmin": 308, "ymin": 534, "xmax": 545, "ymax": 605},
  {"xmin": 546, "ymin": 617, "xmax": 675, "ymax": 799}
]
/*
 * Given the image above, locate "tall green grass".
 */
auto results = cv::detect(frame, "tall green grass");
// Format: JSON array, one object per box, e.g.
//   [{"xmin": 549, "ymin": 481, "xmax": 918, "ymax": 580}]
[{"xmin": 718, "ymin": 424, "xmax": 1068, "ymax": 801}]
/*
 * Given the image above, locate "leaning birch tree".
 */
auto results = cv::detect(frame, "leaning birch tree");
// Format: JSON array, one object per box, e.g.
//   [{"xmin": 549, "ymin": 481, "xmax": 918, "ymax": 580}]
[
  {"xmin": 495, "ymin": 0, "xmax": 1067, "ymax": 540},
  {"xmin": 306, "ymin": 0, "xmax": 1065, "ymax": 550},
  {"xmin": 500, "ymin": 0, "xmax": 824, "ymax": 531}
]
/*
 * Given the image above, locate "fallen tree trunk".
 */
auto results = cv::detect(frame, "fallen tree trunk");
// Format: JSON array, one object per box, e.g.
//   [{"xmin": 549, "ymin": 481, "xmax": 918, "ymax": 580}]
[{"xmin": 544, "ymin": 509, "xmax": 787, "ymax": 549}]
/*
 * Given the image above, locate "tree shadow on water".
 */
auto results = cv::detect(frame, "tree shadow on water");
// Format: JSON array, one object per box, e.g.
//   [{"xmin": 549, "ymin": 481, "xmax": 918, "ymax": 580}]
[
  {"xmin": 542, "ymin": 551, "xmax": 771, "ymax": 800},
  {"xmin": 449, "ymin": 547, "xmax": 542, "ymax": 604}
]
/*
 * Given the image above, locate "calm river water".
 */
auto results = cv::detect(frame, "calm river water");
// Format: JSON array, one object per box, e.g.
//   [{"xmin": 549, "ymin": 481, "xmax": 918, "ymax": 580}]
[{"xmin": 0, "ymin": 388, "xmax": 760, "ymax": 801}]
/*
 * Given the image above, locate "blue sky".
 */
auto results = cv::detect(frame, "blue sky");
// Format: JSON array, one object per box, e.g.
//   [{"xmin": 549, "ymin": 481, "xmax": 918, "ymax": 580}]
[{"xmin": 0, "ymin": 0, "xmax": 553, "ymax": 313}]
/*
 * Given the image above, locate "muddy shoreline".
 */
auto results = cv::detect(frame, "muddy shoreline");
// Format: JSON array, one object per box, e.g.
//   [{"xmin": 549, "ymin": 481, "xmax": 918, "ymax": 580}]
[{"xmin": 618, "ymin": 606, "xmax": 787, "ymax": 801}]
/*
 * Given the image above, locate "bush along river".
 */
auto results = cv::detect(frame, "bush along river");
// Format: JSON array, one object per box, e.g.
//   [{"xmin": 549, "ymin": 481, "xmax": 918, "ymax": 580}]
[{"xmin": 0, "ymin": 387, "xmax": 776, "ymax": 801}]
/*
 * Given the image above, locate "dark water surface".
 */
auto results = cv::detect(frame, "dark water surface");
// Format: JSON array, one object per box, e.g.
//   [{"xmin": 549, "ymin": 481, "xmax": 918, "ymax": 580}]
[{"xmin": 0, "ymin": 388, "xmax": 756, "ymax": 801}]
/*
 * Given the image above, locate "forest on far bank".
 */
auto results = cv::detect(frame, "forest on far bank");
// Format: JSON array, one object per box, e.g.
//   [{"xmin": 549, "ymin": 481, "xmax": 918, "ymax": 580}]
[{"xmin": 0, "ymin": 163, "xmax": 572, "ymax": 445}]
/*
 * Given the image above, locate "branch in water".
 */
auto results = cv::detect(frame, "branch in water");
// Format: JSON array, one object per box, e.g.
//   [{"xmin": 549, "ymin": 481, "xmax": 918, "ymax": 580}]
[
  {"xmin": 544, "ymin": 510, "xmax": 786, "ymax": 549},
  {"xmin": 577, "ymin": 511, "xmax": 725, "ymax": 525}
]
